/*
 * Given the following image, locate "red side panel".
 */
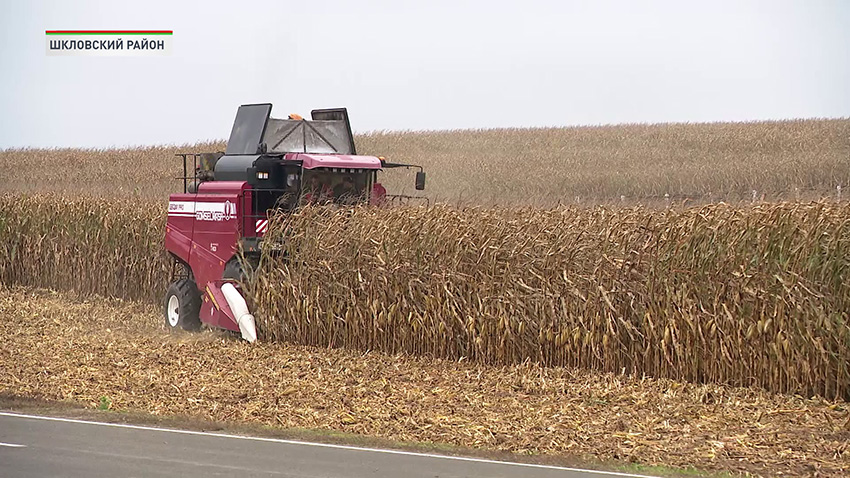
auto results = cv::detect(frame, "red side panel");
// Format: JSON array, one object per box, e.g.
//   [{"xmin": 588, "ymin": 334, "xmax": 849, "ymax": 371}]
[
  {"xmin": 165, "ymin": 194, "xmax": 198, "ymax": 264},
  {"xmin": 189, "ymin": 182, "xmax": 250, "ymax": 292},
  {"xmin": 164, "ymin": 181, "xmax": 253, "ymax": 329}
]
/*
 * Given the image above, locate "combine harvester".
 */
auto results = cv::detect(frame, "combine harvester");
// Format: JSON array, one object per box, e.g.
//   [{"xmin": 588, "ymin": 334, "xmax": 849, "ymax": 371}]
[{"xmin": 164, "ymin": 104, "xmax": 425, "ymax": 341}]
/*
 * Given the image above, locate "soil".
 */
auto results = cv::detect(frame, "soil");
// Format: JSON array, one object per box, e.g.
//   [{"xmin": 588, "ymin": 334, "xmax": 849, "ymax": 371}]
[{"xmin": 1, "ymin": 286, "xmax": 847, "ymax": 477}]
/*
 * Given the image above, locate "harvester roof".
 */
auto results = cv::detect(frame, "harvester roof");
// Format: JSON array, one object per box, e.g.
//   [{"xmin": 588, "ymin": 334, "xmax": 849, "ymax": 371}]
[{"xmin": 225, "ymin": 103, "xmax": 358, "ymax": 156}]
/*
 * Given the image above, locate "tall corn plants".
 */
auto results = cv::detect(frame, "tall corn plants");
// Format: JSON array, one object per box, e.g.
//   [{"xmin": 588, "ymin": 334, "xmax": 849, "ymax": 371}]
[
  {"xmin": 0, "ymin": 194, "xmax": 169, "ymax": 302},
  {"xmin": 252, "ymin": 203, "xmax": 850, "ymax": 399},
  {"xmin": 1, "ymin": 194, "xmax": 848, "ymax": 398}
]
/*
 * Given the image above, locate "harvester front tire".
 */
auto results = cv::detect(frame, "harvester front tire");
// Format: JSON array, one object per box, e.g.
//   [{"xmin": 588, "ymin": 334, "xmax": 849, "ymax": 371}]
[
  {"xmin": 223, "ymin": 254, "xmax": 259, "ymax": 283},
  {"xmin": 163, "ymin": 279, "xmax": 201, "ymax": 331}
]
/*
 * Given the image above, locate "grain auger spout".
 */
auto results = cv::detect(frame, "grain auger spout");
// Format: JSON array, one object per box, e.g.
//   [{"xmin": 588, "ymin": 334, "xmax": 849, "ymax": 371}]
[
  {"xmin": 221, "ymin": 283, "xmax": 257, "ymax": 342},
  {"xmin": 161, "ymin": 103, "xmax": 426, "ymax": 341}
]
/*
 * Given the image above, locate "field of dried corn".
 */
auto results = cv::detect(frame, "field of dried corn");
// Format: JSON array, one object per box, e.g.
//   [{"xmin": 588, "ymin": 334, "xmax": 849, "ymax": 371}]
[
  {"xmin": 254, "ymin": 202, "xmax": 850, "ymax": 400},
  {"xmin": 1, "ymin": 118, "xmax": 848, "ymax": 204},
  {"xmin": 1, "ymin": 119, "xmax": 849, "ymax": 476},
  {"xmin": 2, "ymin": 194, "xmax": 849, "ymax": 401}
]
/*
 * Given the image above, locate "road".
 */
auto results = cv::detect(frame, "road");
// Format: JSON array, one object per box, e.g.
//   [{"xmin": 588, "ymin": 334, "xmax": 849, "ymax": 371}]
[{"xmin": 0, "ymin": 412, "xmax": 658, "ymax": 478}]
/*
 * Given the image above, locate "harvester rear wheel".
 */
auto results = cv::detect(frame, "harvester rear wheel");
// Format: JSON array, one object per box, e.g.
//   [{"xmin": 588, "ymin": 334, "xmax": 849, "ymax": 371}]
[{"xmin": 163, "ymin": 279, "xmax": 201, "ymax": 331}]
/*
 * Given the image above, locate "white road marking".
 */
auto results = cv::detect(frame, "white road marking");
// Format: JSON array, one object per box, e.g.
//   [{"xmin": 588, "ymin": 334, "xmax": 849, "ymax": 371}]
[
  {"xmin": 0, "ymin": 411, "xmax": 659, "ymax": 478},
  {"xmin": 0, "ymin": 442, "xmax": 26, "ymax": 448}
]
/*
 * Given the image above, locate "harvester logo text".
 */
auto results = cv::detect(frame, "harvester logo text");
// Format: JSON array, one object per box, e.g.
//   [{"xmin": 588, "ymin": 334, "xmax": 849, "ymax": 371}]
[
  {"xmin": 167, "ymin": 201, "xmax": 236, "ymax": 222},
  {"xmin": 195, "ymin": 201, "xmax": 236, "ymax": 222}
]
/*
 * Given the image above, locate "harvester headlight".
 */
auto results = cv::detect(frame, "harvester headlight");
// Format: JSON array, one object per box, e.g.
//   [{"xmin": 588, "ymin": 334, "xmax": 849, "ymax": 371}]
[{"xmin": 256, "ymin": 171, "xmax": 269, "ymax": 180}]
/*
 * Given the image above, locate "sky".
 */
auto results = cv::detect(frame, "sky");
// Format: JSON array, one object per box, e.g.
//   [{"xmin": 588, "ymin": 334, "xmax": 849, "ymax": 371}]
[{"xmin": 0, "ymin": 0, "xmax": 848, "ymax": 148}]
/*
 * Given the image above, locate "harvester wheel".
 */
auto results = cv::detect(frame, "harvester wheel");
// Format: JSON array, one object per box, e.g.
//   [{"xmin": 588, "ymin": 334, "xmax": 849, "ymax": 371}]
[
  {"xmin": 223, "ymin": 254, "xmax": 259, "ymax": 283},
  {"xmin": 163, "ymin": 279, "xmax": 201, "ymax": 331}
]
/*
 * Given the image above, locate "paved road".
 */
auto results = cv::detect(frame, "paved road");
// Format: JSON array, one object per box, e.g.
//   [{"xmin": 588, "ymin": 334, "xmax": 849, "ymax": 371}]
[{"xmin": 0, "ymin": 412, "xmax": 657, "ymax": 478}]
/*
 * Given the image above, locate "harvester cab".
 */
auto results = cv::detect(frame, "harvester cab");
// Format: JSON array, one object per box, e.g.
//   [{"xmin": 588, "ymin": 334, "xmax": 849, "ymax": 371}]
[{"xmin": 163, "ymin": 103, "xmax": 425, "ymax": 341}]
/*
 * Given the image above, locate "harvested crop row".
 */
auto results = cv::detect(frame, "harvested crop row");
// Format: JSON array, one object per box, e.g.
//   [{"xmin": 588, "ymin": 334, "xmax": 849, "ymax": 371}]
[
  {"xmin": 2, "ymin": 194, "xmax": 849, "ymax": 398},
  {"xmin": 0, "ymin": 286, "xmax": 847, "ymax": 477}
]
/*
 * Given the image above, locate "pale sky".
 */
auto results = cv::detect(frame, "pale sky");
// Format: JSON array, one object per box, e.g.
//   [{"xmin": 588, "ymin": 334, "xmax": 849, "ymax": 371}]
[{"xmin": 0, "ymin": 0, "xmax": 848, "ymax": 148}]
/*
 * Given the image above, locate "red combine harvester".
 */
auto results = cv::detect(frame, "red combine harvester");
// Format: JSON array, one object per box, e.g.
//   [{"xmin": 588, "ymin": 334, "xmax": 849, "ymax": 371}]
[{"xmin": 164, "ymin": 104, "xmax": 425, "ymax": 341}]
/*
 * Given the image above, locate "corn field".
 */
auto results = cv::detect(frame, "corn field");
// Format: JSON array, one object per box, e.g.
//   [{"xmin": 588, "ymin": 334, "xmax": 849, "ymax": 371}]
[
  {"xmin": 0, "ymin": 195, "xmax": 169, "ymax": 303},
  {"xmin": 249, "ymin": 203, "xmax": 850, "ymax": 399},
  {"xmin": 4, "ymin": 194, "xmax": 843, "ymax": 398},
  {"xmin": 1, "ymin": 118, "xmax": 848, "ymax": 205}
]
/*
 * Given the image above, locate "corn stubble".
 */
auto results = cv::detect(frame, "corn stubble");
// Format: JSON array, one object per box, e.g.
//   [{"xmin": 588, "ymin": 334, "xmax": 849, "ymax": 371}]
[
  {"xmin": 3, "ymin": 287, "xmax": 846, "ymax": 477},
  {"xmin": 2, "ymin": 194, "xmax": 848, "ymax": 399}
]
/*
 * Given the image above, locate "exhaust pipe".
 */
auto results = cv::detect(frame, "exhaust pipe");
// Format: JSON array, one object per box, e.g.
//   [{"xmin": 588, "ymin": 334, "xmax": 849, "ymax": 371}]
[{"xmin": 221, "ymin": 283, "xmax": 257, "ymax": 342}]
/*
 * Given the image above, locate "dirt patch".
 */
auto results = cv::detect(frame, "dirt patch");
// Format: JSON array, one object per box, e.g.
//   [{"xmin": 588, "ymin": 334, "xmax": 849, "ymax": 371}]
[{"xmin": 0, "ymin": 286, "xmax": 847, "ymax": 477}]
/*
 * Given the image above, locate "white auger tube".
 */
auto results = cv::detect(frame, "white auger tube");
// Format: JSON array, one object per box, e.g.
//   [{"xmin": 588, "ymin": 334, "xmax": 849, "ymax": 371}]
[{"xmin": 220, "ymin": 283, "xmax": 257, "ymax": 343}]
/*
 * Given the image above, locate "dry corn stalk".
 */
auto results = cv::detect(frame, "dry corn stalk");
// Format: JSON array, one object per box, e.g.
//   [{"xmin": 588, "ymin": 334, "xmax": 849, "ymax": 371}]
[
  {"xmin": 253, "ymin": 202, "xmax": 850, "ymax": 400},
  {"xmin": 1, "ymin": 194, "xmax": 848, "ymax": 399}
]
